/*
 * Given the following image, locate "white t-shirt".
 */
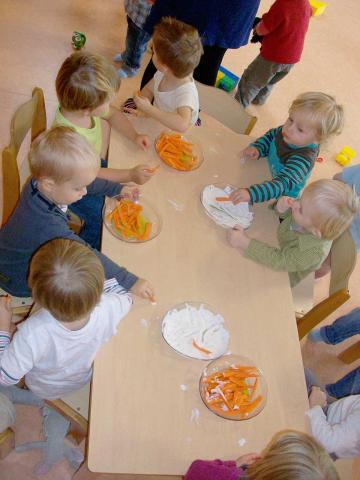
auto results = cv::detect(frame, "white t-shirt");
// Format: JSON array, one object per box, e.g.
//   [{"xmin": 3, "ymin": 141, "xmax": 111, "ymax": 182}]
[
  {"xmin": 1, "ymin": 291, "xmax": 132, "ymax": 400},
  {"xmin": 306, "ymin": 395, "xmax": 360, "ymax": 458},
  {"xmin": 153, "ymin": 70, "xmax": 199, "ymax": 125}
]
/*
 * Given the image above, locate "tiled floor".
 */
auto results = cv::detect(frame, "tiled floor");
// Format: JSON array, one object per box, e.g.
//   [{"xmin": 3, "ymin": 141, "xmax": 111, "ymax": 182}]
[{"xmin": 0, "ymin": 0, "xmax": 359, "ymax": 478}]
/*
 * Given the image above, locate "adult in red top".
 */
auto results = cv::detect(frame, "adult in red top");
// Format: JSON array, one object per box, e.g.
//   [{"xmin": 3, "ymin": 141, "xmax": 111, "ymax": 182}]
[{"xmin": 235, "ymin": 0, "xmax": 312, "ymax": 107}]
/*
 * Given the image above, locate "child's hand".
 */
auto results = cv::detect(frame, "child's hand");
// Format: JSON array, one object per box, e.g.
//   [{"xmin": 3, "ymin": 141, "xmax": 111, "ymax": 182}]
[
  {"xmin": 0, "ymin": 296, "xmax": 12, "ymax": 331},
  {"xmin": 276, "ymin": 196, "xmax": 294, "ymax": 214},
  {"xmin": 227, "ymin": 225, "xmax": 251, "ymax": 251},
  {"xmin": 135, "ymin": 134, "xmax": 150, "ymax": 150},
  {"xmin": 120, "ymin": 185, "xmax": 140, "ymax": 202},
  {"xmin": 240, "ymin": 146, "xmax": 259, "ymax": 161},
  {"xmin": 133, "ymin": 92, "xmax": 152, "ymax": 114},
  {"xmin": 229, "ymin": 188, "xmax": 251, "ymax": 204},
  {"xmin": 236, "ymin": 453, "xmax": 261, "ymax": 467},
  {"xmin": 130, "ymin": 164, "xmax": 157, "ymax": 185},
  {"xmin": 130, "ymin": 278, "xmax": 156, "ymax": 303},
  {"xmin": 309, "ymin": 386, "xmax": 327, "ymax": 408}
]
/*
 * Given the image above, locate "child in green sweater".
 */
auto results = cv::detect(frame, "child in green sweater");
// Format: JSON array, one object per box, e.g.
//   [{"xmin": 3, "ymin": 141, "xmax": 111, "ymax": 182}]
[{"xmin": 227, "ymin": 179, "xmax": 359, "ymax": 286}]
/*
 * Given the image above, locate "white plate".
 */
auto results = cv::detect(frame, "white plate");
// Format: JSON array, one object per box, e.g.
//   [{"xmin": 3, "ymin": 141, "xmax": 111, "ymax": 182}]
[{"xmin": 201, "ymin": 184, "xmax": 254, "ymax": 229}]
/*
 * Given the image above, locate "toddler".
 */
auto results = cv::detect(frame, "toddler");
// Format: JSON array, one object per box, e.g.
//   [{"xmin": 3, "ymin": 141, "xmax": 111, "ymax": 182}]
[
  {"xmin": 0, "ymin": 239, "xmax": 133, "ymax": 472},
  {"xmin": 227, "ymin": 180, "xmax": 360, "ymax": 287},
  {"xmin": 235, "ymin": 0, "xmax": 312, "ymax": 107},
  {"xmin": 0, "ymin": 126, "xmax": 154, "ymax": 302},
  {"xmin": 230, "ymin": 92, "xmax": 344, "ymax": 205},
  {"xmin": 129, "ymin": 17, "xmax": 203, "ymax": 132},
  {"xmin": 184, "ymin": 429, "xmax": 339, "ymax": 479}
]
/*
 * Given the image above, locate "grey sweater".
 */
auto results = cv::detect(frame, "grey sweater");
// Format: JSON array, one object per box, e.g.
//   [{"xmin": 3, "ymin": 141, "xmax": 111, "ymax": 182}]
[{"xmin": 0, "ymin": 178, "xmax": 138, "ymax": 296}]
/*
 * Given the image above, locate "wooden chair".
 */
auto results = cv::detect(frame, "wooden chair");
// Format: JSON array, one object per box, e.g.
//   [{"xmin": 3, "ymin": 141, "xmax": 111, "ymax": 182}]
[
  {"xmin": 195, "ymin": 81, "xmax": 257, "ymax": 135},
  {"xmin": 338, "ymin": 341, "xmax": 360, "ymax": 364},
  {"xmin": 297, "ymin": 229, "xmax": 357, "ymax": 340}
]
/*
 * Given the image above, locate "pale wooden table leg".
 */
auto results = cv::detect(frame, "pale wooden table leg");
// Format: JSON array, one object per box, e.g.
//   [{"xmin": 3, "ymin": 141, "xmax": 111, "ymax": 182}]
[
  {"xmin": 0, "ymin": 428, "xmax": 15, "ymax": 459},
  {"xmin": 338, "ymin": 341, "xmax": 360, "ymax": 364}
]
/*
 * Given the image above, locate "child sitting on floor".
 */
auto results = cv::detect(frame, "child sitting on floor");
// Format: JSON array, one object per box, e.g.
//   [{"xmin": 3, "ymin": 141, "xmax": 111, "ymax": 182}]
[
  {"xmin": 126, "ymin": 17, "xmax": 203, "ymax": 132},
  {"xmin": 0, "ymin": 239, "xmax": 133, "ymax": 473},
  {"xmin": 230, "ymin": 92, "xmax": 344, "ymax": 205},
  {"xmin": 227, "ymin": 179, "xmax": 360, "ymax": 287},
  {"xmin": 0, "ymin": 126, "xmax": 154, "ymax": 302},
  {"xmin": 184, "ymin": 429, "xmax": 339, "ymax": 479}
]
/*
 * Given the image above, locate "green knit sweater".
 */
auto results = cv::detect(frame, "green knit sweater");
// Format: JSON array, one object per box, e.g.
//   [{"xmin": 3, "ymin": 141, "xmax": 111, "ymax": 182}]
[{"xmin": 244, "ymin": 210, "xmax": 332, "ymax": 287}]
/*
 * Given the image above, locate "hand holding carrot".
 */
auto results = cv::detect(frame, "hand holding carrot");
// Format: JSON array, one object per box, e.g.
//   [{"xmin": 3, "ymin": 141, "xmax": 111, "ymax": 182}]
[
  {"xmin": 229, "ymin": 188, "xmax": 251, "ymax": 204},
  {"xmin": 130, "ymin": 278, "xmax": 156, "ymax": 303},
  {"xmin": 130, "ymin": 164, "xmax": 158, "ymax": 185}
]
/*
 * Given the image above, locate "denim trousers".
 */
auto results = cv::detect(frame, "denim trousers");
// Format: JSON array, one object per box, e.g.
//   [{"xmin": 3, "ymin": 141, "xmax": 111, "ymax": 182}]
[
  {"xmin": 326, "ymin": 367, "xmax": 360, "ymax": 399},
  {"xmin": 122, "ymin": 15, "xmax": 150, "ymax": 71},
  {"xmin": 320, "ymin": 308, "xmax": 360, "ymax": 344}
]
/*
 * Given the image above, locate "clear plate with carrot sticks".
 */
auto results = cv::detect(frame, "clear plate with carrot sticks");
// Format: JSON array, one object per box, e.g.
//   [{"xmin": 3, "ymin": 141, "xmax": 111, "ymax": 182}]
[
  {"xmin": 199, "ymin": 354, "xmax": 267, "ymax": 420},
  {"xmin": 103, "ymin": 195, "xmax": 162, "ymax": 243},
  {"xmin": 155, "ymin": 131, "xmax": 204, "ymax": 171}
]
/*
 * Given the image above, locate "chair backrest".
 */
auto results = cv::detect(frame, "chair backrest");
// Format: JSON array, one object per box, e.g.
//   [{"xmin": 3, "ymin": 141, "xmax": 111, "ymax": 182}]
[
  {"xmin": 2, "ymin": 87, "xmax": 46, "ymax": 226},
  {"xmin": 195, "ymin": 81, "xmax": 257, "ymax": 135}
]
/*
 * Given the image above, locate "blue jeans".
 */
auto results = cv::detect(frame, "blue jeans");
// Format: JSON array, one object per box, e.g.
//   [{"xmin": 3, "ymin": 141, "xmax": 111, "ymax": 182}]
[
  {"xmin": 319, "ymin": 308, "xmax": 360, "ymax": 344},
  {"xmin": 326, "ymin": 368, "xmax": 360, "ymax": 399},
  {"xmin": 122, "ymin": 16, "xmax": 150, "ymax": 71}
]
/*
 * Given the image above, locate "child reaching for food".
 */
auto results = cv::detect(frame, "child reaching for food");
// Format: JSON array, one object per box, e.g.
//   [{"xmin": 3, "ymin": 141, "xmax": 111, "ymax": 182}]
[
  {"xmin": 124, "ymin": 17, "xmax": 203, "ymax": 132},
  {"xmin": 227, "ymin": 179, "xmax": 359, "ymax": 287},
  {"xmin": 230, "ymin": 92, "xmax": 344, "ymax": 205}
]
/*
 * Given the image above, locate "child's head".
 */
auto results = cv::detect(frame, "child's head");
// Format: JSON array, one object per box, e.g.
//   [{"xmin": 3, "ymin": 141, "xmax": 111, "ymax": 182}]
[
  {"xmin": 291, "ymin": 179, "xmax": 359, "ymax": 239},
  {"xmin": 29, "ymin": 239, "xmax": 104, "ymax": 323},
  {"xmin": 247, "ymin": 430, "xmax": 339, "ymax": 480},
  {"xmin": 29, "ymin": 126, "xmax": 99, "ymax": 205},
  {"xmin": 152, "ymin": 17, "xmax": 203, "ymax": 78},
  {"xmin": 283, "ymin": 92, "xmax": 344, "ymax": 146},
  {"xmin": 56, "ymin": 51, "xmax": 120, "ymax": 115}
]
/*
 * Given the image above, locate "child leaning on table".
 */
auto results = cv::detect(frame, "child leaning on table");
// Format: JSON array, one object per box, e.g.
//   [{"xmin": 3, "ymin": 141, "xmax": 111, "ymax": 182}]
[
  {"xmin": 184, "ymin": 429, "xmax": 339, "ymax": 480},
  {"xmin": 0, "ymin": 239, "xmax": 133, "ymax": 473},
  {"xmin": 126, "ymin": 17, "xmax": 203, "ymax": 132},
  {"xmin": 0, "ymin": 126, "xmax": 154, "ymax": 302},
  {"xmin": 227, "ymin": 179, "xmax": 360, "ymax": 287},
  {"xmin": 230, "ymin": 92, "xmax": 344, "ymax": 205}
]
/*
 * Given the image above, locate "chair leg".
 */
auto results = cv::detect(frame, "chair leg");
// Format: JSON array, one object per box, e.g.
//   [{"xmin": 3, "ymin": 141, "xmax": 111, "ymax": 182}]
[
  {"xmin": 338, "ymin": 341, "xmax": 360, "ymax": 364},
  {"xmin": 0, "ymin": 428, "xmax": 15, "ymax": 459}
]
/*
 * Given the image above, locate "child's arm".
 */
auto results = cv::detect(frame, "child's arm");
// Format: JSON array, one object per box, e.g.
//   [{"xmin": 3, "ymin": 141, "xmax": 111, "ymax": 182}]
[
  {"xmin": 104, "ymin": 106, "xmax": 150, "ymax": 150},
  {"xmin": 97, "ymin": 165, "xmax": 156, "ymax": 185}
]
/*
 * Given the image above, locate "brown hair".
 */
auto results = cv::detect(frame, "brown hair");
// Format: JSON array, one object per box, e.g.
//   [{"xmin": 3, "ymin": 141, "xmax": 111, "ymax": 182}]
[
  {"xmin": 289, "ymin": 92, "xmax": 344, "ymax": 143},
  {"xmin": 247, "ymin": 430, "xmax": 339, "ymax": 480},
  {"xmin": 29, "ymin": 239, "xmax": 104, "ymax": 323},
  {"xmin": 152, "ymin": 17, "xmax": 203, "ymax": 78},
  {"xmin": 29, "ymin": 126, "xmax": 99, "ymax": 182},
  {"xmin": 56, "ymin": 52, "xmax": 120, "ymax": 111}
]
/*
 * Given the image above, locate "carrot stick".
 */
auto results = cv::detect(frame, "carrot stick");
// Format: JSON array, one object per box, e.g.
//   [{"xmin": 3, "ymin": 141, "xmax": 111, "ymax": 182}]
[
  {"xmin": 215, "ymin": 196, "xmax": 231, "ymax": 202},
  {"xmin": 192, "ymin": 339, "xmax": 212, "ymax": 355}
]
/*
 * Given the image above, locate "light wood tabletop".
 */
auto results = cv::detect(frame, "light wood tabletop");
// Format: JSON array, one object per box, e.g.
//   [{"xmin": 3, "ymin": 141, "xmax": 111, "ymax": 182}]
[{"xmin": 87, "ymin": 118, "xmax": 308, "ymax": 476}]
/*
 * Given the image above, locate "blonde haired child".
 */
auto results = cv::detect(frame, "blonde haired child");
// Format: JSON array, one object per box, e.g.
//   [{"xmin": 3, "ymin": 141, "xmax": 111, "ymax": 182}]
[
  {"xmin": 184, "ymin": 430, "xmax": 339, "ymax": 479},
  {"xmin": 129, "ymin": 17, "xmax": 203, "ymax": 132},
  {"xmin": 227, "ymin": 179, "xmax": 360, "ymax": 287},
  {"xmin": 230, "ymin": 92, "xmax": 344, "ymax": 205},
  {"xmin": 0, "ymin": 239, "xmax": 133, "ymax": 473},
  {"xmin": 0, "ymin": 126, "xmax": 154, "ymax": 301}
]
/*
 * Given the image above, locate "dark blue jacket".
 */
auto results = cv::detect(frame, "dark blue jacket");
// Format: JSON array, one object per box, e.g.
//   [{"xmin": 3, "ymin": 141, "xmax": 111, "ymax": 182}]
[
  {"xmin": 0, "ymin": 178, "xmax": 138, "ymax": 297},
  {"xmin": 144, "ymin": 0, "xmax": 261, "ymax": 48}
]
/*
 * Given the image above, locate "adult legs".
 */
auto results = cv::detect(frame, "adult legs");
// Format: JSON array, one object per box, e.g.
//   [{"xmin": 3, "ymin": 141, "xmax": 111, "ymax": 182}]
[
  {"xmin": 319, "ymin": 308, "xmax": 360, "ymax": 344},
  {"xmin": 326, "ymin": 367, "xmax": 360, "ymax": 398},
  {"xmin": 252, "ymin": 67, "xmax": 293, "ymax": 105},
  {"xmin": 119, "ymin": 16, "xmax": 150, "ymax": 74}
]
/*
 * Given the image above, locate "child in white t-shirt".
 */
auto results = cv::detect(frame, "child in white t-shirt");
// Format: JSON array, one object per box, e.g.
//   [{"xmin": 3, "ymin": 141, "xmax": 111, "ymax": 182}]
[
  {"xmin": 0, "ymin": 238, "xmax": 132, "ymax": 472},
  {"xmin": 126, "ymin": 17, "xmax": 203, "ymax": 132}
]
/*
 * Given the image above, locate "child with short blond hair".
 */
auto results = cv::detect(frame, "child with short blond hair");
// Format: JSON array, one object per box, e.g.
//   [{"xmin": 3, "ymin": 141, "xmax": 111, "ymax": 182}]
[
  {"xmin": 227, "ymin": 179, "xmax": 360, "ymax": 287},
  {"xmin": 230, "ymin": 92, "xmax": 344, "ymax": 205},
  {"xmin": 129, "ymin": 17, "xmax": 203, "ymax": 132}
]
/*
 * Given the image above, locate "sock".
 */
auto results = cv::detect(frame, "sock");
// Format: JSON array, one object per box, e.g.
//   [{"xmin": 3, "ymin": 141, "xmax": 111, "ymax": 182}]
[{"xmin": 308, "ymin": 328, "xmax": 324, "ymax": 342}]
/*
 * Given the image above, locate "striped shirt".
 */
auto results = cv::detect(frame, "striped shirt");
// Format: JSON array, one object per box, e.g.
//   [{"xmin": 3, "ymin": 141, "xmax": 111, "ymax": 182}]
[{"xmin": 247, "ymin": 126, "xmax": 319, "ymax": 203}]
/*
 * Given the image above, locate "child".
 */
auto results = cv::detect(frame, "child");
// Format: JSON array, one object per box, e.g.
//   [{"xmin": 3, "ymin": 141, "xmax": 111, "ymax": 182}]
[
  {"xmin": 0, "ymin": 239, "xmax": 133, "ymax": 472},
  {"xmin": 227, "ymin": 180, "xmax": 360, "ymax": 287},
  {"xmin": 184, "ymin": 429, "xmax": 339, "ymax": 479},
  {"xmin": 130, "ymin": 17, "xmax": 203, "ymax": 132},
  {"xmin": 114, "ymin": 0, "xmax": 155, "ymax": 78},
  {"xmin": 235, "ymin": 0, "xmax": 311, "ymax": 107},
  {"xmin": 230, "ymin": 92, "xmax": 344, "ymax": 205},
  {"xmin": 0, "ymin": 126, "xmax": 154, "ymax": 302}
]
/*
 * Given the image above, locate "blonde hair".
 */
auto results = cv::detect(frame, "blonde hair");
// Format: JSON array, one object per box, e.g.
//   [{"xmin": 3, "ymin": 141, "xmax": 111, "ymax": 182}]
[
  {"xmin": 302, "ymin": 179, "xmax": 359, "ymax": 240},
  {"xmin": 29, "ymin": 126, "xmax": 99, "ymax": 182},
  {"xmin": 289, "ymin": 92, "xmax": 344, "ymax": 143},
  {"xmin": 29, "ymin": 239, "xmax": 104, "ymax": 323},
  {"xmin": 247, "ymin": 430, "xmax": 339, "ymax": 480},
  {"xmin": 153, "ymin": 17, "xmax": 203, "ymax": 78},
  {"xmin": 56, "ymin": 52, "xmax": 120, "ymax": 111}
]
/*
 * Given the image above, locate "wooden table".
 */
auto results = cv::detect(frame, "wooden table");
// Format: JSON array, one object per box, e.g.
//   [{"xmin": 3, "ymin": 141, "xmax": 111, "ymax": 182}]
[{"xmin": 87, "ymin": 119, "xmax": 308, "ymax": 476}]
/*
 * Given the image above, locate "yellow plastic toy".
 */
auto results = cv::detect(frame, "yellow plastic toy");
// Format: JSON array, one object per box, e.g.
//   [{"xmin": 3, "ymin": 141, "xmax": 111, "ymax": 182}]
[
  {"xmin": 309, "ymin": 0, "xmax": 327, "ymax": 16},
  {"xmin": 335, "ymin": 146, "xmax": 356, "ymax": 166}
]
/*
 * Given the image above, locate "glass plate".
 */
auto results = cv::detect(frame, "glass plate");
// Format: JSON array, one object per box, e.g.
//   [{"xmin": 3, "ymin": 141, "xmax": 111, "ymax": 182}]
[{"xmin": 155, "ymin": 131, "xmax": 204, "ymax": 171}]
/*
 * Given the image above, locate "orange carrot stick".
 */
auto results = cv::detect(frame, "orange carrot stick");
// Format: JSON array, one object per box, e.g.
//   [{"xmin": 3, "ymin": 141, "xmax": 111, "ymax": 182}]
[
  {"xmin": 192, "ymin": 339, "xmax": 212, "ymax": 355},
  {"xmin": 215, "ymin": 196, "xmax": 231, "ymax": 202}
]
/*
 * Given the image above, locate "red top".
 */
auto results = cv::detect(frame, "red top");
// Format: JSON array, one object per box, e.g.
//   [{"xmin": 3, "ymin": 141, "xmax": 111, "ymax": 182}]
[{"xmin": 259, "ymin": 0, "xmax": 311, "ymax": 64}]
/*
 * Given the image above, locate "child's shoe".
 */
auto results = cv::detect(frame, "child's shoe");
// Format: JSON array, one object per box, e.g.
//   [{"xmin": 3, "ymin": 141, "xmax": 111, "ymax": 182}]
[
  {"xmin": 117, "ymin": 65, "xmax": 138, "ymax": 78},
  {"xmin": 113, "ymin": 52, "xmax": 124, "ymax": 62},
  {"xmin": 308, "ymin": 328, "xmax": 325, "ymax": 343}
]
